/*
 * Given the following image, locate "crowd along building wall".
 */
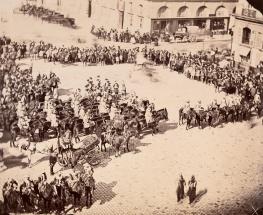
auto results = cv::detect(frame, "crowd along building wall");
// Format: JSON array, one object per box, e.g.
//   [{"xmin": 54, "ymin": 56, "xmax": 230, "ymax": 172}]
[
  {"xmin": 31, "ymin": 0, "xmax": 237, "ymax": 34},
  {"xmin": 148, "ymin": 0, "xmax": 237, "ymax": 34},
  {"xmin": 232, "ymin": 0, "xmax": 263, "ymax": 69},
  {"xmin": 91, "ymin": 0, "xmax": 237, "ymax": 34}
]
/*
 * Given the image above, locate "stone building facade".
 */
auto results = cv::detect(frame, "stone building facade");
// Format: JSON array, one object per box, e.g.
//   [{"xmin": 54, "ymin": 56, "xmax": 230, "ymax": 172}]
[
  {"xmin": 232, "ymin": 0, "xmax": 263, "ymax": 68},
  {"xmin": 92, "ymin": 0, "xmax": 238, "ymax": 33}
]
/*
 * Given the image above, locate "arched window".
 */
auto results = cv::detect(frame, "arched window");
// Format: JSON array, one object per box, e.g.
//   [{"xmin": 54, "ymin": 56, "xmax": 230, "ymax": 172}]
[
  {"xmin": 232, "ymin": 7, "xmax": 236, "ymax": 14},
  {"xmin": 215, "ymin": 6, "xmax": 228, "ymax": 17},
  {"xmin": 158, "ymin": 6, "xmax": 170, "ymax": 18},
  {"xmin": 178, "ymin": 6, "xmax": 189, "ymax": 17},
  {"xmin": 196, "ymin": 6, "xmax": 209, "ymax": 17},
  {"xmin": 138, "ymin": 4, "xmax": 143, "ymax": 16},
  {"xmin": 129, "ymin": 2, "xmax": 133, "ymax": 13},
  {"xmin": 242, "ymin": 27, "xmax": 251, "ymax": 44}
]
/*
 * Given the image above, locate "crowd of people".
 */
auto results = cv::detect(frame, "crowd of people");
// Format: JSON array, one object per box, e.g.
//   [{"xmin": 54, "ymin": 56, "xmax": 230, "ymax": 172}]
[
  {"xmin": 91, "ymin": 26, "xmax": 159, "ymax": 44},
  {"xmin": 1, "ymin": 37, "xmax": 140, "ymax": 65},
  {"xmin": 140, "ymin": 47, "xmax": 263, "ymax": 120},
  {"xmin": 91, "ymin": 26, "xmax": 201, "ymax": 44},
  {"xmin": 0, "ymin": 35, "xmax": 169, "ymax": 165},
  {"xmin": 19, "ymin": 3, "xmax": 76, "ymax": 28},
  {"xmin": 2, "ymin": 164, "xmax": 95, "ymax": 214},
  {"xmin": 169, "ymin": 50, "xmax": 262, "ymax": 128}
]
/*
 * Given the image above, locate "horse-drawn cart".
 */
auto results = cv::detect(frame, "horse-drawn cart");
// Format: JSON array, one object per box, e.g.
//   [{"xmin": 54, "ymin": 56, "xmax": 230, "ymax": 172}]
[{"xmin": 57, "ymin": 134, "xmax": 101, "ymax": 168}]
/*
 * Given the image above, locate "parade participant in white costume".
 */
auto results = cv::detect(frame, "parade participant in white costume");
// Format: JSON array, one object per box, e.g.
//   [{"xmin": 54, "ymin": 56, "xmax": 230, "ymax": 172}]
[
  {"xmin": 195, "ymin": 100, "xmax": 203, "ymax": 112},
  {"xmin": 183, "ymin": 100, "xmax": 190, "ymax": 114},
  {"xmin": 254, "ymin": 92, "xmax": 261, "ymax": 104},
  {"xmin": 145, "ymin": 106, "xmax": 153, "ymax": 124},
  {"xmin": 109, "ymin": 103, "xmax": 118, "ymax": 120},
  {"xmin": 79, "ymin": 106, "xmax": 85, "ymax": 120}
]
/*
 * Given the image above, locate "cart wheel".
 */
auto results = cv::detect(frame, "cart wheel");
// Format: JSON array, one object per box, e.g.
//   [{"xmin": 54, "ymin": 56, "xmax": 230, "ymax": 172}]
[
  {"xmin": 89, "ymin": 157, "xmax": 101, "ymax": 166},
  {"xmin": 57, "ymin": 155, "xmax": 68, "ymax": 167}
]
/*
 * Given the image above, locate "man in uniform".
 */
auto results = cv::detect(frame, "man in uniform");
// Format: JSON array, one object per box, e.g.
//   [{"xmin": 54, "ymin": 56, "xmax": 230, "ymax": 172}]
[
  {"xmin": 113, "ymin": 81, "xmax": 119, "ymax": 95},
  {"xmin": 81, "ymin": 163, "xmax": 95, "ymax": 208},
  {"xmin": 121, "ymin": 81, "xmax": 126, "ymax": 96},
  {"xmin": 49, "ymin": 143, "xmax": 57, "ymax": 175}
]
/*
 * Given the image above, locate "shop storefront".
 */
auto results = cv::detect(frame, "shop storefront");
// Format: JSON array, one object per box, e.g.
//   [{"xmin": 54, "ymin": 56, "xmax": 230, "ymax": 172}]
[{"xmin": 151, "ymin": 17, "xmax": 229, "ymax": 34}]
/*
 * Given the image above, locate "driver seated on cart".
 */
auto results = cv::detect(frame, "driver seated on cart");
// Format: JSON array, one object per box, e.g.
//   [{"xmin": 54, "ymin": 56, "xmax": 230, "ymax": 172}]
[{"xmin": 60, "ymin": 125, "xmax": 73, "ymax": 152}]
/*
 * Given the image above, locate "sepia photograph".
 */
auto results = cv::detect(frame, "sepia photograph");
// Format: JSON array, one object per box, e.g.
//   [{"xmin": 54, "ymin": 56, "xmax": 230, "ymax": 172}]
[{"xmin": 0, "ymin": 0, "xmax": 263, "ymax": 214}]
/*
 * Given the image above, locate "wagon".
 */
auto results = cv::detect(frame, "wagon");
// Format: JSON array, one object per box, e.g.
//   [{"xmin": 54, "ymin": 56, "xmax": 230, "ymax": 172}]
[{"xmin": 57, "ymin": 134, "xmax": 101, "ymax": 168}]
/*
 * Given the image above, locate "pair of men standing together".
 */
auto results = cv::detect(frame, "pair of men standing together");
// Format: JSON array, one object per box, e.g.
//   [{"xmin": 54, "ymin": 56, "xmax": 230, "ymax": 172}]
[{"xmin": 176, "ymin": 174, "xmax": 197, "ymax": 204}]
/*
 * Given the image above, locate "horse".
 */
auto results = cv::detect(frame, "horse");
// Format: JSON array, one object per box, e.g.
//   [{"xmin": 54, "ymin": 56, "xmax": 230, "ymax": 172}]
[
  {"xmin": 255, "ymin": 102, "xmax": 263, "ymax": 118},
  {"xmin": 38, "ymin": 180, "xmax": 55, "ymax": 213},
  {"xmin": 3, "ymin": 181, "xmax": 22, "ymax": 213},
  {"xmin": 195, "ymin": 109, "xmax": 207, "ymax": 129},
  {"xmin": 186, "ymin": 109, "xmax": 196, "ymax": 130},
  {"xmin": 29, "ymin": 119, "xmax": 44, "ymax": 142},
  {"xmin": 224, "ymin": 106, "xmax": 236, "ymax": 123},
  {"xmin": 179, "ymin": 108, "xmax": 187, "ymax": 125},
  {"xmin": 19, "ymin": 182, "xmax": 39, "ymax": 212},
  {"xmin": 65, "ymin": 176, "xmax": 85, "ymax": 212}
]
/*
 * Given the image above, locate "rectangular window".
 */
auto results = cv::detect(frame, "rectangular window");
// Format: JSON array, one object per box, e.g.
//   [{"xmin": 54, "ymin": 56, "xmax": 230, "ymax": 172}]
[
  {"xmin": 140, "ymin": 17, "xmax": 143, "ymax": 28},
  {"xmin": 129, "ymin": 2, "xmax": 133, "ymax": 13},
  {"xmin": 139, "ymin": 5, "xmax": 143, "ymax": 16},
  {"xmin": 129, "ymin": 14, "xmax": 133, "ymax": 26},
  {"xmin": 242, "ymin": 28, "xmax": 251, "ymax": 44}
]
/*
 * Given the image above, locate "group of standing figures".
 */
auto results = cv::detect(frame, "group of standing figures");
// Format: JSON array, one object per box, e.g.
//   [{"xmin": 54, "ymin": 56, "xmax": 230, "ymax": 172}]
[
  {"xmin": 2, "ymin": 167, "xmax": 95, "ymax": 214},
  {"xmin": 176, "ymin": 175, "xmax": 197, "ymax": 204}
]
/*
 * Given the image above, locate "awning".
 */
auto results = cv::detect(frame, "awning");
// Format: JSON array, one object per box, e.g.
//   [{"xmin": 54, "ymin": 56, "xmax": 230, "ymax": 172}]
[{"xmin": 239, "ymin": 46, "xmax": 251, "ymax": 57}]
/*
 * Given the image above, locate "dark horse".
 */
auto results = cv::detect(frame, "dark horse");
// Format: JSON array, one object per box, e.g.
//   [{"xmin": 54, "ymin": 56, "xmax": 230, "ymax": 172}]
[
  {"xmin": 38, "ymin": 179, "xmax": 55, "ymax": 213},
  {"xmin": 178, "ymin": 108, "xmax": 187, "ymax": 125},
  {"xmin": 3, "ymin": 181, "xmax": 22, "ymax": 213},
  {"xmin": 65, "ymin": 176, "xmax": 85, "ymax": 212},
  {"xmin": 186, "ymin": 109, "xmax": 197, "ymax": 130}
]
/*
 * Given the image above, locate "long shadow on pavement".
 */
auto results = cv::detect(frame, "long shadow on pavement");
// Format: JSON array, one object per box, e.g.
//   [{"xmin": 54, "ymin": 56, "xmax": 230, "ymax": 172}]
[
  {"xmin": 1, "ymin": 154, "xmax": 28, "ymax": 172},
  {"xmin": 93, "ymin": 181, "xmax": 117, "ymax": 205},
  {"xmin": 192, "ymin": 188, "xmax": 208, "ymax": 205}
]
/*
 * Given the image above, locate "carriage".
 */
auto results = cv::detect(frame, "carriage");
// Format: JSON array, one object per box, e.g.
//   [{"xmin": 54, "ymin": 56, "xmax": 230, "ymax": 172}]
[{"xmin": 57, "ymin": 134, "xmax": 101, "ymax": 168}]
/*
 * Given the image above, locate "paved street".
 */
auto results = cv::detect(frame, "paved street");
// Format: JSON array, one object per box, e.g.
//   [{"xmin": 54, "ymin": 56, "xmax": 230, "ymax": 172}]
[
  {"xmin": 1, "ymin": 1, "xmax": 263, "ymax": 214},
  {"xmin": 1, "ymin": 62, "xmax": 263, "ymax": 215}
]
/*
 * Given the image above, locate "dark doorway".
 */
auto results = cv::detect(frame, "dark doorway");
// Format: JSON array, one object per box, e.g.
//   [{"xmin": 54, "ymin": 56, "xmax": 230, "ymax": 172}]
[{"xmin": 119, "ymin": 11, "xmax": 124, "ymax": 29}]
